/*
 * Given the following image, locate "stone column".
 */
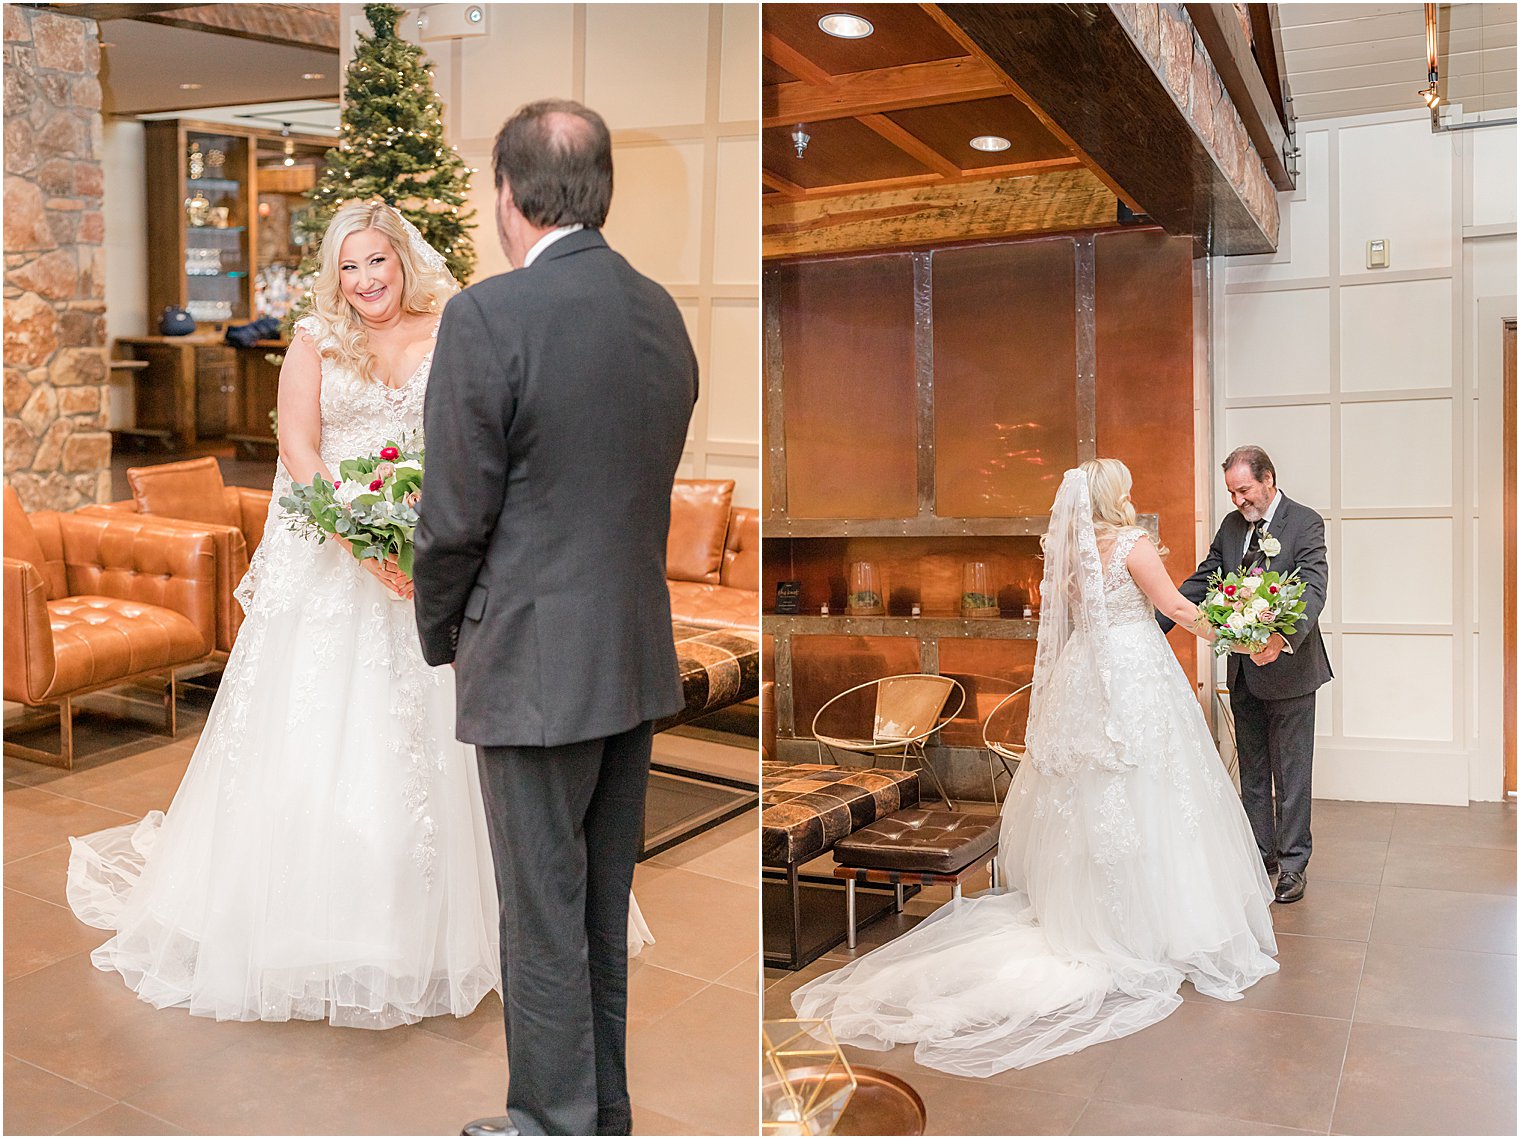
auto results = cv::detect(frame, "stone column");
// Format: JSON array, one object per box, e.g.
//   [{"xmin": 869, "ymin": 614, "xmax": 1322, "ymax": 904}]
[{"xmin": 3, "ymin": 5, "xmax": 110, "ymax": 511}]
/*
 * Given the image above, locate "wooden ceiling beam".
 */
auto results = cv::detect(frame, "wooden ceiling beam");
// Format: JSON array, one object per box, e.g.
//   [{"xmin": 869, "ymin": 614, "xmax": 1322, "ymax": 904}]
[
  {"xmin": 939, "ymin": 3, "xmax": 1277, "ymax": 255},
  {"xmin": 857, "ymin": 113, "xmax": 961, "ymax": 178},
  {"xmin": 131, "ymin": 4, "xmax": 338, "ymax": 51},
  {"xmin": 762, "ymin": 30, "xmax": 833, "ymax": 87},
  {"xmin": 763, "ymin": 166, "xmax": 1118, "ymax": 258},
  {"xmin": 1186, "ymin": 3, "xmax": 1296, "ymax": 190},
  {"xmin": 763, "ymin": 56, "xmax": 1006, "ymax": 127},
  {"xmin": 780, "ymin": 154, "xmax": 1085, "ymax": 202},
  {"xmin": 762, "ymin": 170, "xmax": 805, "ymax": 198},
  {"xmin": 920, "ymin": 4, "xmax": 1142, "ymax": 214}
]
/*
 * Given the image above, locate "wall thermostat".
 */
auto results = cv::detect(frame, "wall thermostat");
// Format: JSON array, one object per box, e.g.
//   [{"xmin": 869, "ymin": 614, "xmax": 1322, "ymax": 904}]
[{"xmin": 1366, "ymin": 238, "xmax": 1391, "ymax": 269}]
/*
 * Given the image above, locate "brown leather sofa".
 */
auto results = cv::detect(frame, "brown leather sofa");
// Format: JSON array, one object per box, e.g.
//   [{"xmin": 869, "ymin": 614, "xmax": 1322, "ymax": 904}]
[
  {"xmin": 665, "ymin": 479, "xmax": 759, "ymax": 632},
  {"xmin": 85, "ymin": 456, "xmax": 269, "ymax": 652},
  {"xmin": 95, "ymin": 468, "xmax": 760, "ymax": 645},
  {"xmin": 4, "ymin": 484, "xmax": 221, "ymax": 768}
]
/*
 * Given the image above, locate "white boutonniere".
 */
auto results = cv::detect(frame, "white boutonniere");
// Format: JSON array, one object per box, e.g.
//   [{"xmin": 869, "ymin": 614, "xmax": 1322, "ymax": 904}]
[{"xmin": 1260, "ymin": 532, "xmax": 1282, "ymax": 558}]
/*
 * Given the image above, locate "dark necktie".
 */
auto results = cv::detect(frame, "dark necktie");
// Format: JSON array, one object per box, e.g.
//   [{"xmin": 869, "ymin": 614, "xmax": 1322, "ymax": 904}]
[{"xmin": 1243, "ymin": 519, "xmax": 1265, "ymax": 569}]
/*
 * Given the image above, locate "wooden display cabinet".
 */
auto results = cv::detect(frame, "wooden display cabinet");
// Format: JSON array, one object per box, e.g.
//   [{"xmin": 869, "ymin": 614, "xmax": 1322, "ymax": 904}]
[{"xmin": 134, "ymin": 119, "xmax": 330, "ymax": 448}]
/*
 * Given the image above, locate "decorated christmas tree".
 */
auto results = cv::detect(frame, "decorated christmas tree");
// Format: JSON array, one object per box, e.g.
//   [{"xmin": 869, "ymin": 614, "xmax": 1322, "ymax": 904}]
[{"xmin": 296, "ymin": 2, "xmax": 476, "ymax": 290}]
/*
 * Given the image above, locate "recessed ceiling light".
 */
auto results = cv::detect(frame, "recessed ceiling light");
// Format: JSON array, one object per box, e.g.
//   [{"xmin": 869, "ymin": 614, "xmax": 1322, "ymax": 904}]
[
  {"xmin": 302, "ymin": 72, "xmax": 325, "ymax": 81},
  {"xmin": 818, "ymin": 13, "xmax": 873, "ymax": 38},
  {"xmin": 178, "ymin": 82, "xmax": 203, "ymax": 91},
  {"xmin": 969, "ymin": 135, "xmax": 1012, "ymax": 152}
]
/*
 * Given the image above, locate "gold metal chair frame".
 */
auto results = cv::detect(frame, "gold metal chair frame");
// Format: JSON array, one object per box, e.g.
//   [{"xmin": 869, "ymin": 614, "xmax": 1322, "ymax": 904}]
[
  {"xmin": 1214, "ymin": 681, "xmax": 1241, "ymax": 785},
  {"xmin": 981, "ymin": 682, "xmax": 1032, "ymax": 804},
  {"xmin": 4, "ymin": 669, "xmax": 182, "ymax": 770},
  {"xmin": 811, "ymin": 673, "xmax": 966, "ymax": 810}
]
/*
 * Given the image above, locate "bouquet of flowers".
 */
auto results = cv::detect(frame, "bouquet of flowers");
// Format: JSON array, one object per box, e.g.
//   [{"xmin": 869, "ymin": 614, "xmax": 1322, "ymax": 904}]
[
  {"xmin": 280, "ymin": 440, "xmax": 424, "ymax": 576},
  {"xmin": 1200, "ymin": 564, "xmax": 1308, "ymax": 658}
]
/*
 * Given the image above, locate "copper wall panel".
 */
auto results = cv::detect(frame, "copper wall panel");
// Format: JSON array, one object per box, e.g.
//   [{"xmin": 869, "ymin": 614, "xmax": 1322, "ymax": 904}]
[
  {"xmin": 932, "ymin": 239, "xmax": 1079, "ymax": 516},
  {"xmin": 937, "ymin": 638, "xmax": 1037, "ymax": 747},
  {"xmin": 779, "ymin": 256, "xmax": 919, "ymax": 519},
  {"xmin": 1095, "ymin": 229, "xmax": 1197, "ymax": 676},
  {"xmin": 790, "ymin": 635, "xmax": 923, "ymax": 744}
]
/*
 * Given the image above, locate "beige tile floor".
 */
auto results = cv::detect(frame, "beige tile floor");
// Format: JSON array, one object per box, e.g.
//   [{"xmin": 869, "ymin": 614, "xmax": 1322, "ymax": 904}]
[
  {"xmin": 765, "ymin": 797, "xmax": 1517, "ymax": 1136},
  {"xmin": 4, "ymin": 701, "xmax": 760, "ymax": 1136}
]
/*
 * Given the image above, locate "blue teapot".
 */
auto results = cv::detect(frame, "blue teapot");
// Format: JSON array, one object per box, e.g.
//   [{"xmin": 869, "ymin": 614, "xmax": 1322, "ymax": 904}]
[{"xmin": 158, "ymin": 306, "xmax": 195, "ymax": 336}]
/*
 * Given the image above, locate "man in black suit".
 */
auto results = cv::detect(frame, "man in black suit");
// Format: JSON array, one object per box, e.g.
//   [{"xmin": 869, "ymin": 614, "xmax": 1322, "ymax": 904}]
[
  {"xmin": 413, "ymin": 100, "xmax": 698, "ymax": 1136},
  {"xmin": 1160, "ymin": 445, "xmax": 1332, "ymax": 905}
]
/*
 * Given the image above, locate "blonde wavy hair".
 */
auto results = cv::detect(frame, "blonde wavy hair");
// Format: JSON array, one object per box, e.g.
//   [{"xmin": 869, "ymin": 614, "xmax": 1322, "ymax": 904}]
[
  {"xmin": 305, "ymin": 200, "xmax": 458, "ymax": 385},
  {"xmin": 1080, "ymin": 457, "xmax": 1168, "ymax": 557}
]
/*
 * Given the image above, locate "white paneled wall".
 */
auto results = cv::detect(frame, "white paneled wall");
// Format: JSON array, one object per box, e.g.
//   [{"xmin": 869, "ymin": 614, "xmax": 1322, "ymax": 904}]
[
  {"xmin": 351, "ymin": 4, "xmax": 761, "ymax": 508},
  {"xmin": 1220, "ymin": 108, "xmax": 1517, "ymax": 804}
]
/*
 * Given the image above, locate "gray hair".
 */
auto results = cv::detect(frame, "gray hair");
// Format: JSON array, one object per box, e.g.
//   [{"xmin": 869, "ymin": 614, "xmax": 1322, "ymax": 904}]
[{"xmin": 1222, "ymin": 445, "xmax": 1275, "ymax": 484}]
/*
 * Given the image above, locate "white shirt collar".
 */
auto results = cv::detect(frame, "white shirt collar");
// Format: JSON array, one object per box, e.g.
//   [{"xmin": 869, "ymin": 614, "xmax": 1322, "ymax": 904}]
[
  {"xmin": 522, "ymin": 224, "xmax": 585, "ymax": 268},
  {"xmin": 1261, "ymin": 490, "xmax": 1283, "ymax": 530}
]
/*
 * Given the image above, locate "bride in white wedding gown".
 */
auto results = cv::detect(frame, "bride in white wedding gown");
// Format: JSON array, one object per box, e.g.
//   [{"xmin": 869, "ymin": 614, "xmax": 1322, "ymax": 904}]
[
  {"xmin": 67, "ymin": 201, "xmax": 651, "ymax": 1030},
  {"xmin": 793, "ymin": 459, "xmax": 1277, "ymax": 1075}
]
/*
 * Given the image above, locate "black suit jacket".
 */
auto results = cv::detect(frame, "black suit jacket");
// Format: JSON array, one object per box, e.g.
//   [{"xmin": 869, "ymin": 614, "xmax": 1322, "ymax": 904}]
[
  {"xmin": 413, "ymin": 230, "xmax": 698, "ymax": 747},
  {"xmin": 1160, "ymin": 493, "xmax": 1334, "ymax": 701}
]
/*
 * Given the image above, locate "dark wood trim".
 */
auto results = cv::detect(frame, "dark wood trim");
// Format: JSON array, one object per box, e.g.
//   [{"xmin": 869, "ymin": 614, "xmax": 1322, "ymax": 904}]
[
  {"xmin": 1504, "ymin": 320, "xmax": 1516, "ymax": 796},
  {"xmin": 764, "ymin": 56, "xmax": 1005, "ymax": 128},
  {"xmin": 1185, "ymin": 3, "xmax": 1295, "ymax": 191},
  {"xmin": 939, "ymin": 2, "xmax": 1275, "ymax": 255},
  {"xmin": 1249, "ymin": 3, "xmax": 1291, "ymax": 131},
  {"xmin": 143, "ymin": 118, "xmax": 185, "ymax": 320}
]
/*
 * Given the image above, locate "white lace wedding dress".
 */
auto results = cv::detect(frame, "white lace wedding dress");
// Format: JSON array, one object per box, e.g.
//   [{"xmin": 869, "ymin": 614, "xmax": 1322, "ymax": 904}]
[
  {"xmin": 793, "ymin": 504, "xmax": 1278, "ymax": 1076},
  {"xmin": 67, "ymin": 316, "xmax": 652, "ymax": 1029}
]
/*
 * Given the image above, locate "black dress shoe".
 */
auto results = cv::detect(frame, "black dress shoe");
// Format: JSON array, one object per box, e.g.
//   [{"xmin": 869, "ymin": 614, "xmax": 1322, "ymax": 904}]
[
  {"xmin": 1274, "ymin": 870, "xmax": 1306, "ymax": 904},
  {"xmin": 462, "ymin": 1118, "xmax": 519, "ymax": 1136},
  {"xmin": 1263, "ymin": 858, "xmax": 1279, "ymax": 877}
]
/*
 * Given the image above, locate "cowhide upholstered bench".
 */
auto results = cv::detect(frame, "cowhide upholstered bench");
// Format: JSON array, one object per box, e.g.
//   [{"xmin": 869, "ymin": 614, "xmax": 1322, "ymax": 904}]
[
  {"xmin": 831, "ymin": 809, "xmax": 1001, "ymax": 949},
  {"xmin": 761, "ymin": 762, "xmax": 920, "ymax": 968}
]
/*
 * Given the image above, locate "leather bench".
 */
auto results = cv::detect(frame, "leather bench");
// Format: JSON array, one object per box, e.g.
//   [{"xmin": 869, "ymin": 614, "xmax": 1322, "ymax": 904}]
[
  {"xmin": 832, "ymin": 809, "xmax": 1002, "ymax": 949},
  {"xmin": 761, "ymin": 761, "xmax": 920, "ymax": 968},
  {"xmin": 653, "ymin": 621, "xmax": 760, "ymax": 733}
]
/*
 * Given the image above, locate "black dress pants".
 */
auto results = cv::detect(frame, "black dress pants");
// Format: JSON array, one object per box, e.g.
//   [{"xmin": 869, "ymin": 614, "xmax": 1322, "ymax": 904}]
[
  {"xmin": 476, "ymin": 721, "xmax": 653, "ymax": 1136},
  {"xmin": 1229, "ymin": 681, "xmax": 1316, "ymax": 874}
]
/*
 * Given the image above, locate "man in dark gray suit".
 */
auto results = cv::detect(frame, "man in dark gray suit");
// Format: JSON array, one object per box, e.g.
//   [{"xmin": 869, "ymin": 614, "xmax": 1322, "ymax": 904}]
[
  {"xmin": 1159, "ymin": 445, "xmax": 1332, "ymax": 905},
  {"xmin": 413, "ymin": 100, "xmax": 697, "ymax": 1136}
]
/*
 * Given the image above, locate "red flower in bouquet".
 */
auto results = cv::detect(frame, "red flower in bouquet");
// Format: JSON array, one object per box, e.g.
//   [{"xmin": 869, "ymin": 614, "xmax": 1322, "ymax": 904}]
[{"xmin": 379, "ymin": 446, "xmax": 399, "ymax": 461}]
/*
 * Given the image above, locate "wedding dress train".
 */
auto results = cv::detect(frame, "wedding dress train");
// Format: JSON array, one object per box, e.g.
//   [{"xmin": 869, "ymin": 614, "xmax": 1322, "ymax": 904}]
[
  {"xmin": 67, "ymin": 316, "xmax": 652, "ymax": 1029},
  {"xmin": 793, "ymin": 480, "xmax": 1277, "ymax": 1076}
]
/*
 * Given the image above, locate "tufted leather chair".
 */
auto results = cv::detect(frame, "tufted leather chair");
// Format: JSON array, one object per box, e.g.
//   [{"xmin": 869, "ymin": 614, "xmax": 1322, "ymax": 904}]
[
  {"xmin": 666, "ymin": 494, "xmax": 759, "ymax": 633},
  {"xmin": 83, "ymin": 457, "xmax": 270, "ymax": 652},
  {"xmin": 4, "ymin": 484, "xmax": 221, "ymax": 768}
]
